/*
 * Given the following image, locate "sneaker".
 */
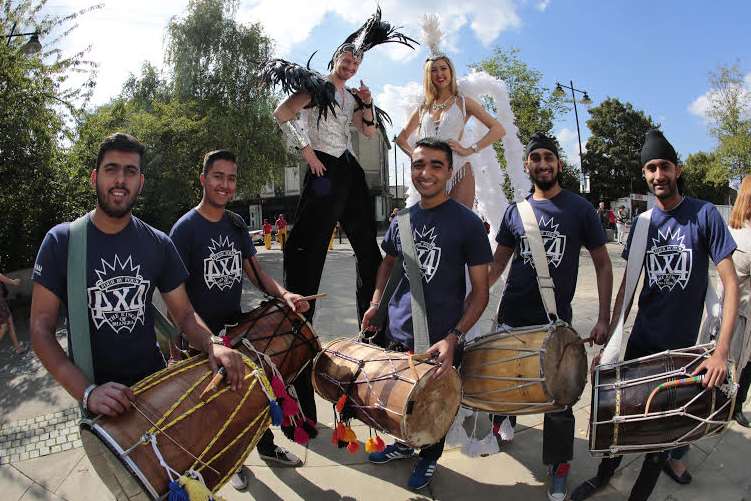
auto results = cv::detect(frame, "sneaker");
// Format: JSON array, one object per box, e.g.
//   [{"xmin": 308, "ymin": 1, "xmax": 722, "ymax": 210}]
[
  {"xmin": 500, "ymin": 417, "xmax": 515, "ymax": 442},
  {"xmin": 548, "ymin": 463, "xmax": 570, "ymax": 501},
  {"xmin": 368, "ymin": 443, "xmax": 414, "ymax": 464},
  {"xmin": 407, "ymin": 457, "xmax": 437, "ymax": 490},
  {"xmin": 229, "ymin": 467, "xmax": 249, "ymax": 491},
  {"xmin": 258, "ymin": 446, "xmax": 302, "ymax": 467}
]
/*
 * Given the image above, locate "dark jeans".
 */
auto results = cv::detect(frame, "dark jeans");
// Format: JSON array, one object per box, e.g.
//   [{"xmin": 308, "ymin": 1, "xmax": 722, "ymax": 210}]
[
  {"xmin": 284, "ymin": 150, "xmax": 382, "ymax": 324},
  {"xmin": 491, "ymin": 406, "xmax": 575, "ymax": 466},
  {"xmin": 257, "ymin": 428, "xmax": 275, "ymax": 455},
  {"xmin": 736, "ymin": 361, "xmax": 751, "ymax": 412}
]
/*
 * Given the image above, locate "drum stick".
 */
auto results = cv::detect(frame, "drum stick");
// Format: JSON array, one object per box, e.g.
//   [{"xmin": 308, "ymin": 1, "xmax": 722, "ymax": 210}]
[
  {"xmin": 199, "ymin": 367, "xmax": 226, "ymax": 399},
  {"xmin": 298, "ymin": 293, "xmax": 327, "ymax": 301}
]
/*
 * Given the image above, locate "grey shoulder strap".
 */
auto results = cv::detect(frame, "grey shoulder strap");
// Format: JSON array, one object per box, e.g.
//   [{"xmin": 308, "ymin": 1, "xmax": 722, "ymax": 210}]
[
  {"xmin": 601, "ymin": 209, "xmax": 653, "ymax": 364},
  {"xmin": 66, "ymin": 213, "xmax": 95, "ymax": 383},
  {"xmin": 518, "ymin": 200, "xmax": 557, "ymax": 320},
  {"xmin": 396, "ymin": 209, "xmax": 431, "ymax": 353}
]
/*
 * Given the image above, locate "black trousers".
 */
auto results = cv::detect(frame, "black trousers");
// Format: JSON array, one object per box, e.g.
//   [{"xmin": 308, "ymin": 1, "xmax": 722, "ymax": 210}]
[
  {"xmin": 491, "ymin": 407, "xmax": 574, "ymax": 466},
  {"xmin": 592, "ymin": 342, "xmax": 671, "ymax": 501},
  {"xmin": 736, "ymin": 361, "xmax": 751, "ymax": 412},
  {"xmin": 284, "ymin": 150, "xmax": 382, "ymax": 323}
]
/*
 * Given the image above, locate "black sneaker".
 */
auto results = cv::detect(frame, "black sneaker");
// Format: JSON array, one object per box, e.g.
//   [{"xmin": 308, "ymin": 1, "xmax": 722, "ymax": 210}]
[
  {"xmin": 258, "ymin": 446, "xmax": 302, "ymax": 467},
  {"xmin": 734, "ymin": 409, "xmax": 750, "ymax": 428}
]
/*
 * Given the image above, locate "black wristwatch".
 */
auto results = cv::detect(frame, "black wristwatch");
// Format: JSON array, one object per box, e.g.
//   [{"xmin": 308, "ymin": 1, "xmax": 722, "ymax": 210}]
[{"xmin": 448, "ymin": 327, "xmax": 465, "ymax": 344}]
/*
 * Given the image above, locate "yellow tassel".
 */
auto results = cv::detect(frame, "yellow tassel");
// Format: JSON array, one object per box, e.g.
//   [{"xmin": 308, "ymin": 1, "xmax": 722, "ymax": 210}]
[
  {"xmin": 180, "ymin": 475, "xmax": 226, "ymax": 501},
  {"xmin": 364, "ymin": 437, "xmax": 376, "ymax": 453},
  {"xmin": 343, "ymin": 426, "xmax": 357, "ymax": 443}
]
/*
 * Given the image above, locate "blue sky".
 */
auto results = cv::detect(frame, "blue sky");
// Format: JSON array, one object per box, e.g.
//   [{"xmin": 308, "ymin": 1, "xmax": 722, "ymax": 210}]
[{"xmin": 47, "ymin": 0, "xmax": 750, "ymax": 173}]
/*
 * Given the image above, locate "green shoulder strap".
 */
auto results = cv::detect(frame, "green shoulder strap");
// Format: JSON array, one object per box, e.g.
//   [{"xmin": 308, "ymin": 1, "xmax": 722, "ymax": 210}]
[{"xmin": 66, "ymin": 212, "xmax": 95, "ymax": 383}]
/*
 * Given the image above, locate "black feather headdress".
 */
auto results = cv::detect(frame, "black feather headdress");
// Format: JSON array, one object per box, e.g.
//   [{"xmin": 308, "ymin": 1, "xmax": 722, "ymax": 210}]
[
  {"xmin": 328, "ymin": 7, "xmax": 418, "ymax": 70},
  {"xmin": 259, "ymin": 52, "xmax": 338, "ymax": 125}
]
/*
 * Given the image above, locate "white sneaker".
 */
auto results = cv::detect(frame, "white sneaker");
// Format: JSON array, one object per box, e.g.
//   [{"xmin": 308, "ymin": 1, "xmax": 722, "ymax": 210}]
[
  {"xmin": 229, "ymin": 467, "xmax": 249, "ymax": 491},
  {"xmin": 500, "ymin": 418, "xmax": 515, "ymax": 442}
]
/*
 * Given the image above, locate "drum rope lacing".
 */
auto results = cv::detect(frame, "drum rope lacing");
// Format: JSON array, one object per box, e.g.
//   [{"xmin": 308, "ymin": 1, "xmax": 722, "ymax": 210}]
[{"xmin": 126, "ymin": 356, "xmax": 273, "ymax": 490}]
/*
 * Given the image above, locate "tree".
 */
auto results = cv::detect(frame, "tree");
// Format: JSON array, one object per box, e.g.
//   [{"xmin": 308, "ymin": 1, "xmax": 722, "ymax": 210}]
[
  {"xmin": 582, "ymin": 98, "xmax": 658, "ymax": 203},
  {"xmin": 473, "ymin": 48, "xmax": 578, "ymax": 197},
  {"xmin": 72, "ymin": 0, "xmax": 288, "ymax": 233},
  {"xmin": 681, "ymin": 151, "xmax": 731, "ymax": 204},
  {"xmin": 0, "ymin": 1, "xmax": 99, "ymax": 269},
  {"xmin": 702, "ymin": 63, "xmax": 751, "ymax": 181}
]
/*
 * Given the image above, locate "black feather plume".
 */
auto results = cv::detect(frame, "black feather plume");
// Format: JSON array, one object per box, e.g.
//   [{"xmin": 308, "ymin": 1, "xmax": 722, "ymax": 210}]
[
  {"xmin": 258, "ymin": 53, "xmax": 338, "ymax": 124},
  {"xmin": 328, "ymin": 7, "xmax": 418, "ymax": 70}
]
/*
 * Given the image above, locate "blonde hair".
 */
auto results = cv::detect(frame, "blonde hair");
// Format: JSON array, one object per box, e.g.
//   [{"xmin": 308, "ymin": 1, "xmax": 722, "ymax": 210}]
[
  {"xmin": 422, "ymin": 56, "xmax": 458, "ymax": 111},
  {"xmin": 730, "ymin": 175, "xmax": 751, "ymax": 229}
]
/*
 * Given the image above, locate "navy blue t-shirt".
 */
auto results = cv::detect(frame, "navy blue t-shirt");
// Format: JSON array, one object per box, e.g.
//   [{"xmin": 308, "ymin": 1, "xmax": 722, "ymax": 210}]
[
  {"xmin": 169, "ymin": 209, "xmax": 256, "ymax": 333},
  {"xmin": 496, "ymin": 190, "xmax": 607, "ymax": 326},
  {"xmin": 624, "ymin": 197, "xmax": 736, "ymax": 353},
  {"xmin": 381, "ymin": 199, "xmax": 493, "ymax": 349},
  {"xmin": 32, "ymin": 215, "xmax": 188, "ymax": 386}
]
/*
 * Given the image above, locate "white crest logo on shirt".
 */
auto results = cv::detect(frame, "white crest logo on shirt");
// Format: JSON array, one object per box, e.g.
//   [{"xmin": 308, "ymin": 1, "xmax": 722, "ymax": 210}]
[
  {"xmin": 88, "ymin": 255, "xmax": 151, "ymax": 334},
  {"xmin": 411, "ymin": 225, "xmax": 442, "ymax": 283},
  {"xmin": 520, "ymin": 216, "xmax": 567, "ymax": 269},
  {"xmin": 646, "ymin": 227, "xmax": 693, "ymax": 291},
  {"xmin": 204, "ymin": 236, "xmax": 242, "ymax": 291}
]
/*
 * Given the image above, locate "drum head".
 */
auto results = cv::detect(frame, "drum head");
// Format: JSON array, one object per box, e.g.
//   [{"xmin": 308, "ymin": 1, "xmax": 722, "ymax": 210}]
[
  {"xmin": 80, "ymin": 424, "xmax": 153, "ymax": 500},
  {"xmin": 542, "ymin": 325, "xmax": 587, "ymax": 406}
]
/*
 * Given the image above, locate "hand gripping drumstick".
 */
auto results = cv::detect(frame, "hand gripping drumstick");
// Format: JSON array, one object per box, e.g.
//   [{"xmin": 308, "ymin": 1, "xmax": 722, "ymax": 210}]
[
  {"xmin": 199, "ymin": 366, "xmax": 226, "ymax": 399},
  {"xmin": 297, "ymin": 293, "xmax": 326, "ymax": 301},
  {"xmin": 643, "ymin": 375, "xmax": 704, "ymax": 416}
]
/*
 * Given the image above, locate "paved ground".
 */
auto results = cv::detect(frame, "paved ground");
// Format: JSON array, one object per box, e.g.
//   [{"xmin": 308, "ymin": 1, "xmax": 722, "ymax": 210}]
[{"xmin": 1, "ymin": 240, "xmax": 750, "ymax": 500}]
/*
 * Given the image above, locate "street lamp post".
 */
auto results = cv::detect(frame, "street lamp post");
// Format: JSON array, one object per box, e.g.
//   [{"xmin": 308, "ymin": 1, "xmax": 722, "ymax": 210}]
[
  {"xmin": 553, "ymin": 80, "xmax": 592, "ymax": 192},
  {"xmin": 392, "ymin": 135, "xmax": 398, "ymax": 210},
  {"xmin": 4, "ymin": 22, "xmax": 42, "ymax": 54}
]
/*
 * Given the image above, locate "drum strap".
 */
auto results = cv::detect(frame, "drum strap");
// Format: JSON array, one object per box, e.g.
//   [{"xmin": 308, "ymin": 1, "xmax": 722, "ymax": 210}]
[
  {"xmin": 66, "ymin": 212, "xmax": 95, "ymax": 384},
  {"xmin": 397, "ymin": 209, "xmax": 431, "ymax": 354},
  {"xmin": 601, "ymin": 209, "xmax": 652, "ymax": 364},
  {"xmin": 518, "ymin": 200, "xmax": 558, "ymax": 321}
]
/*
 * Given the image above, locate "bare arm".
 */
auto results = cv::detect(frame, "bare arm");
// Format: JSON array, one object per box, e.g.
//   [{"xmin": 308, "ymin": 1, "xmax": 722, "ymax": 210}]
[
  {"xmin": 694, "ymin": 256, "xmax": 738, "ymax": 387},
  {"xmin": 488, "ymin": 244, "xmax": 514, "ymax": 287},
  {"xmin": 161, "ymin": 284, "xmax": 245, "ymax": 391},
  {"xmin": 273, "ymin": 91, "xmax": 327, "ymax": 176},
  {"xmin": 352, "ymin": 82, "xmax": 377, "ymax": 138},
  {"xmin": 31, "ymin": 283, "xmax": 134, "ymax": 416},
  {"xmin": 360, "ymin": 254, "xmax": 397, "ymax": 332},
  {"xmin": 589, "ymin": 245, "xmax": 613, "ymax": 344},
  {"xmin": 0, "ymin": 273, "xmax": 20, "ymax": 286},
  {"xmin": 243, "ymin": 256, "xmax": 309, "ymax": 313},
  {"xmin": 395, "ymin": 108, "xmax": 421, "ymax": 158}
]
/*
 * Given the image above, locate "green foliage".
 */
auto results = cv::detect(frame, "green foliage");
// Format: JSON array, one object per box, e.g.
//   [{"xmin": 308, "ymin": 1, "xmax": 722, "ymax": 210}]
[
  {"xmin": 582, "ymin": 98, "xmax": 657, "ymax": 202},
  {"xmin": 0, "ymin": 1, "xmax": 100, "ymax": 270},
  {"xmin": 474, "ymin": 47, "xmax": 571, "ymax": 200},
  {"xmin": 703, "ymin": 64, "xmax": 751, "ymax": 181},
  {"xmin": 72, "ymin": 0, "xmax": 289, "ymax": 233},
  {"xmin": 681, "ymin": 151, "xmax": 731, "ymax": 204}
]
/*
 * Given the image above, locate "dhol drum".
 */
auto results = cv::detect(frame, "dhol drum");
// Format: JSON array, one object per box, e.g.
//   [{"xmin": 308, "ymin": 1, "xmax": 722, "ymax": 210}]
[
  {"xmin": 590, "ymin": 342, "xmax": 736, "ymax": 456},
  {"xmin": 312, "ymin": 338, "xmax": 462, "ymax": 448},
  {"xmin": 81, "ymin": 355, "xmax": 274, "ymax": 500},
  {"xmin": 224, "ymin": 299, "xmax": 321, "ymax": 382},
  {"xmin": 460, "ymin": 322, "xmax": 588, "ymax": 414}
]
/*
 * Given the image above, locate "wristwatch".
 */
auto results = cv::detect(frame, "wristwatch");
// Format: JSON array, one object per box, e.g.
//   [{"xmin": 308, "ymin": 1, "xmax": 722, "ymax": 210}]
[
  {"xmin": 209, "ymin": 335, "xmax": 225, "ymax": 346},
  {"xmin": 448, "ymin": 327, "xmax": 465, "ymax": 344},
  {"xmin": 82, "ymin": 384, "xmax": 97, "ymax": 412},
  {"xmin": 470, "ymin": 143, "xmax": 479, "ymax": 154}
]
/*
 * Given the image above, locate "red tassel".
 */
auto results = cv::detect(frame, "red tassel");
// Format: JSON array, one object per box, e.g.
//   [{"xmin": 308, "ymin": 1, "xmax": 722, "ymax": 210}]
[
  {"xmin": 294, "ymin": 426, "xmax": 310, "ymax": 445},
  {"xmin": 335, "ymin": 394, "xmax": 348, "ymax": 413},
  {"xmin": 270, "ymin": 376, "xmax": 286, "ymax": 398},
  {"xmin": 346, "ymin": 441, "xmax": 360, "ymax": 454},
  {"xmin": 281, "ymin": 397, "xmax": 300, "ymax": 417},
  {"xmin": 221, "ymin": 336, "xmax": 232, "ymax": 347},
  {"xmin": 374, "ymin": 436, "xmax": 385, "ymax": 452}
]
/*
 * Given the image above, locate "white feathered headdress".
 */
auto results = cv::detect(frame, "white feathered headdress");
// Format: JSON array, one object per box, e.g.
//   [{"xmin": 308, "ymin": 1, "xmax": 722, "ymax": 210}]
[{"xmin": 421, "ymin": 14, "xmax": 446, "ymax": 60}]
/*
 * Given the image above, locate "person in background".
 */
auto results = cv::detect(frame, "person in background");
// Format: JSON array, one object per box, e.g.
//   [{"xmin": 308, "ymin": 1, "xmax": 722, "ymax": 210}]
[
  {"xmin": 0, "ymin": 272, "xmax": 26, "ymax": 355},
  {"xmin": 263, "ymin": 218, "xmax": 273, "ymax": 250}
]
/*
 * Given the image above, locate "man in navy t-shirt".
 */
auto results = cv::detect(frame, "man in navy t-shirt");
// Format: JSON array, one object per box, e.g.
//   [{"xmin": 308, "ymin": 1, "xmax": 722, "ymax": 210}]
[
  {"xmin": 488, "ymin": 133, "xmax": 613, "ymax": 501},
  {"xmin": 571, "ymin": 130, "xmax": 739, "ymax": 501},
  {"xmin": 169, "ymin": 150, "xmax": 310, "ymax": 489},
  {"xmin": 30, "ymin": 133, "xmax": 244, "ymax": 420},
  {"xmin": 361, "ymin": 137, "xmax": 492, "ymax": 490}
]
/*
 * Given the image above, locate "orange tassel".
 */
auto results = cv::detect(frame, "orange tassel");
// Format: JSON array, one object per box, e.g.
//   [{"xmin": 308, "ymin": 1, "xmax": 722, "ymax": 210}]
[
  {"xmin": 335, "ymin": 394, "xmax": 348, "ymax": 413},
  {"xmin": 343, "ymin": 426, "xmax": 357, "ymax": 443},
  {"xmin": 364, "ymin": 437, "xmax": 376, "ymax": 453},
  {"xmin": 346, "ymin": 441, "xmax": 360, "ymax": 454}
]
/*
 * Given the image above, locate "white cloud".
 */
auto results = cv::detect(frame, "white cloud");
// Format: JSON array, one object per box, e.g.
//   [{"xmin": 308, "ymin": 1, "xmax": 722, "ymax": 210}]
[
  {"xmin": 688, "ymin": 72, "xmax": 751, "ymax": 122},
  {"xmin": 536, "ymin": 0, "xmax": 551, "ymax": 11},
  {"xmin": 375, "ymin": 80, "xmax": 423, "ymax": 171},
  {"xmin": 555, "ymin": 127, "xmax": 587, "ymax": 168}
]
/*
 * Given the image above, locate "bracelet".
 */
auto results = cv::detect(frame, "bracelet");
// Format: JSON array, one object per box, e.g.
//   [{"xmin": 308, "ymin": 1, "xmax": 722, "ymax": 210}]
[
  {"xmin": 448, "ymin": 327, "xmax": 465, "ymax": 344},
  {"xmin": 82, "ymin": 384, "xmax": 97, "ymax": 412},
  {"xmin": 369, "ymin": 301, "xmax": 379, "ymax": 307}
]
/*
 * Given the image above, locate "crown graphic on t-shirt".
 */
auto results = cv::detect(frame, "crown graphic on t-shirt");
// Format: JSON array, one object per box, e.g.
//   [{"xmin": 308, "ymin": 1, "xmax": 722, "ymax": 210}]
[
  {"xmin": 95, "ymin": 254, "xmax": 142, "ymax": 284},
  {"xmin": 538, "ymin": 216, "xmax": 560, "ymax": 235},
  {"xmin": 89, "ymin": 254, "xmax": 150, "ymax": 334},
  {"xmin": 208, "ymin": 235, "xmax": 235, "ymax": 256},
  {"xmin": 652, "ymin": 227, "xmax": 686, "ymax": 249}
]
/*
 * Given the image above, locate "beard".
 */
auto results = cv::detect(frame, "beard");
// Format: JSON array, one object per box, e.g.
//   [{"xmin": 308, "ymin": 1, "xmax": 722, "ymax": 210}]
[
  {"xmin": 96, "ymin": 184, "xmax": 137, "ymax": 218},
  {"xmin": 529, "ymin": 171, "xmax": 560, "ymax": 192},
  {"xmin": 649, "ymin": 179, "xmax": 678, "ymax": 199}
]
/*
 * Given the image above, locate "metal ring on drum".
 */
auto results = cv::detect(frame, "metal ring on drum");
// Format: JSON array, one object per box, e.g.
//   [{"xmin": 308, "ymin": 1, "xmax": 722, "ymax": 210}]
[
  {"xmin": 460, "ymin": 322, "xmax": 588, "ymax": 415},
  {"xmin": 589, "ymin": 342, "xmax": 737, "ymax": 456},
  {"xmin": 312, "ymin": 338, "xmax": 462, "ymax": 449}
]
